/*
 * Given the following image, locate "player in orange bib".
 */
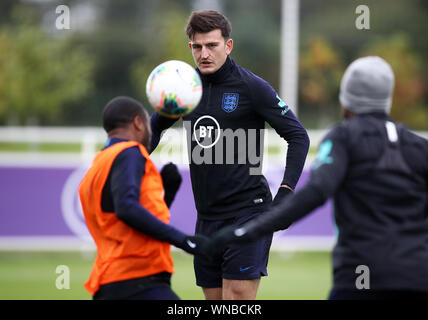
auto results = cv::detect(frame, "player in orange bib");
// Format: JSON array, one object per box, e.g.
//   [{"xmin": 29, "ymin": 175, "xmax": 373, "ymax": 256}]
[{"xmin": 79, "ymin": 96, "xmax": 208, "ymax": 300}]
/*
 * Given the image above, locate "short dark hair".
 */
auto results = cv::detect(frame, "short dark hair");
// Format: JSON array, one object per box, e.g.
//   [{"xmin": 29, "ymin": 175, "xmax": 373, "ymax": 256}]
[
  {"xmin": 185, "ymin": 10, "xmax": 232, "ymax": 40},
  {"xmin": 102, "ymin": 96, "xmax": 146, "ymax": 133}
]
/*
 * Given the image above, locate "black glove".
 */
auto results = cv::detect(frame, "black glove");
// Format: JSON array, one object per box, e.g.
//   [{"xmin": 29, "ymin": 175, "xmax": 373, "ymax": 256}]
[
  {"xmin": 179, "ymin": 234, "xmax": 211, "ymax": 257},
  {"xmin": 272, "ymin": 186, "xmax": 293, "ymax": 207},
  {"xmin": 160, "ymin": 162, "xmax": 182, "ymax": 208}
]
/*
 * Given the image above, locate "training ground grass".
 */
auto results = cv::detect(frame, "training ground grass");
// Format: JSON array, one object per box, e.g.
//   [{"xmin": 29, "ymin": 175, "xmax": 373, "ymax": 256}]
[{"xmin": 0, "ymin": 250, "xmax": 331, "ymax": 300}]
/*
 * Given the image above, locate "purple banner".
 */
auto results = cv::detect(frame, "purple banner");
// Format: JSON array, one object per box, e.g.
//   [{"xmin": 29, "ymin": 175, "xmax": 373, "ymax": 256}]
[{"xmin": 0, "ymin": 165, "xmax": 335, "ymax": 239}]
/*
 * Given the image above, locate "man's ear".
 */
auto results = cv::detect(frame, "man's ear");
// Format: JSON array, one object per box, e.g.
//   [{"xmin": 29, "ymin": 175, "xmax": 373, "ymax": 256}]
[
  {"xmin": 133, "ymin": 115, "xmax": 144, "ymax": 131},
  {"xmin": 225, "ymin": 38, "xmax": 233, "ymax": 55}
]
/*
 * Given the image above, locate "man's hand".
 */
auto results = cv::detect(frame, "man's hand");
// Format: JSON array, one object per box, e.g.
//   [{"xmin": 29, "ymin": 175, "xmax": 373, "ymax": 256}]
[
  {"xmin": 180, "ymin": 234, "xmax": 211, "ymax": 258},
  {"xmin": 272, "ymin": 185, "xmax": 293, "ymax": 207},
  {"xmin": 203, "ymin": 225, "xmax": 253, "ymax": 259},
  {"xmin": 160, "ymin": 162, "xmax": 182, "ymax": 208}
]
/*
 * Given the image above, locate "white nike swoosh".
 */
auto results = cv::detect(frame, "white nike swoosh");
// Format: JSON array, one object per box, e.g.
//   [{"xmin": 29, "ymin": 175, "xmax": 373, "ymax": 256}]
[{"xmin": 187, "ymin": 239, "xmax": 196, "ymax": 248}]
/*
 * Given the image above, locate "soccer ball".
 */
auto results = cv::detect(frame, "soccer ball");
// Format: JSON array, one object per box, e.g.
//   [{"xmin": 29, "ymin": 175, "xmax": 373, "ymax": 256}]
[{"xmin": 146, "ymin": 60, "xmax": 203, "ymax": 119}]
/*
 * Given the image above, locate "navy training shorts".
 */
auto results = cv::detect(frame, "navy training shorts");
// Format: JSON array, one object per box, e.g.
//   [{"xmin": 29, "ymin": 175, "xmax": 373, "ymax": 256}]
[{"xmin": 194, "ymin": 211, "xmax": 273, "ymax": 288}]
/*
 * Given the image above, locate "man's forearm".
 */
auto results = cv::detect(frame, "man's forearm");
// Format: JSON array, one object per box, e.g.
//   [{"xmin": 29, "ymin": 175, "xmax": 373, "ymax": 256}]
[
  {"xmin": 149, "ymin": 112, "xmax": 178, "ymax": 153},
  {"xmin": 282, "ymin": 129, "xmax": 310, "ymax": 189},
  {"xmin": 115, "ymin": 202, "xmax": 186, "ymax": 247},
  {"xmin": 245, "ymin": 183, "xmax": 326, "ymax": 239}
]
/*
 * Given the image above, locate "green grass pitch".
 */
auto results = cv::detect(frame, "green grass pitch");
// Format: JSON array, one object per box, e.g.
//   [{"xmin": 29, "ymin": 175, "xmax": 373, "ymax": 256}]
[{"xmin": 0, "ymin": 250, "xmax": 332, "ymax": 300}]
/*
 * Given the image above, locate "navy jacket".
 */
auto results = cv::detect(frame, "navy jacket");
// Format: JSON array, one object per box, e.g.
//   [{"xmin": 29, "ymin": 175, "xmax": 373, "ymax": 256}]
[
  {"xmin": 243, "ymin": 113, "xmax": 428, "ymax": 291},
  {"xmin": 151, "ymin": 56, "xmax": 309, "ymax": 220}
]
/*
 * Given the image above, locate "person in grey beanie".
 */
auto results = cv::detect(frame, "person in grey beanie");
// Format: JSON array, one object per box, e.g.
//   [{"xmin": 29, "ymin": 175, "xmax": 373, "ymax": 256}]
[
  {"xmin": 204, "ymin": 56, "xmax": 428, "ymax": 300},
  {"xmin": 339, "ymin": 56, "xmax": 395, "ymax": 115}
]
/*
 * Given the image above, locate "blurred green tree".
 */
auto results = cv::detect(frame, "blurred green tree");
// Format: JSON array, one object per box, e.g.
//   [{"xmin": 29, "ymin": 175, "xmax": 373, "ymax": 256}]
[
  {"xmin": 131, "ymin": 7, "xmax": 193, "ymax": 112},
  {"xmin": 224, "ymin": 0, "xmax": 281, "ymax": 89},
  {"xmin": 360, "ymin": 34, "xmax": 427, "ymax": 130},
  {"xmin": 0, "ymin": 8, "xmax": 94, "ymax": 125},
  {"xmin": 299, "ymin": 0, "xmax": 428, "ymax": 129},
  {"xmin": 0, "ymin": 0, "xmax": 427, "ymax": 128},
  {"xmin": 299, "ymin": 37, "xmax": 344, "ymax": 127}
]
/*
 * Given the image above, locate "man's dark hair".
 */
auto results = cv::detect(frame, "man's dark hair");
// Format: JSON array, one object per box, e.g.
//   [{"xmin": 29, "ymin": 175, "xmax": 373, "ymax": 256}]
[
  {"xmin": 102, "ymin": 96, "xmax": 147, "ymax": 133},
  {"xmin": 185, "ymin": 10, "xmax": 232, "ymax": 40}
]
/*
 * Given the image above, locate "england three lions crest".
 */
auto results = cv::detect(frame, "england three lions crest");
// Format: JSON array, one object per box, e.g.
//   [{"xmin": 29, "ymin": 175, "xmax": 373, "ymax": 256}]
[{"xmin": 222, "ymin": 93, "xmax": 239, "ymax": 113}]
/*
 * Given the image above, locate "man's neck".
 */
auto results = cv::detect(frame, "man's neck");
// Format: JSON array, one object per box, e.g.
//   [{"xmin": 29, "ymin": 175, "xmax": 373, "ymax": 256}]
[{"xmin": 107, "ymin": 128, "xmax": 135, "ymax": 142}]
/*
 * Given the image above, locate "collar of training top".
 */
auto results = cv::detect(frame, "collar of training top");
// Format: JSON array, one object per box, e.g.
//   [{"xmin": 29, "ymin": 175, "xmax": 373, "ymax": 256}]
[
  {"xmin": 104, "ymin": 137, "xmax": 128, "ymax": 149},
  {"xmin": 358, "ymin": 112, "xmax": 391, "ymax": 120},
  {"xmin": 196, "ymin": 56, "xmax": 234, "ymax": 84}
]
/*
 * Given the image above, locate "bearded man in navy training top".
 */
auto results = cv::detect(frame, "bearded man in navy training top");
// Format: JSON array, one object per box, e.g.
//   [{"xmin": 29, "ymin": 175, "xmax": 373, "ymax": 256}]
[{"xmin": 150, "ymin": 10, "xmax": 309, "ymax": 300}]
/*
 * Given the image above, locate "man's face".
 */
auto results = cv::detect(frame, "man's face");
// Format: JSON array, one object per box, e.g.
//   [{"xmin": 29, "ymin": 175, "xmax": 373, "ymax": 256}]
[
  {"xmin": 135, "ymin": 113, "xmax": 152, "ymax": 151},
  {"xmin": 142, "ymin": 115, "xmax": 152, "ymax": 151},
  {"xmin": 189, "ymin": 29, "xmax": 233, "ymax": 75}
]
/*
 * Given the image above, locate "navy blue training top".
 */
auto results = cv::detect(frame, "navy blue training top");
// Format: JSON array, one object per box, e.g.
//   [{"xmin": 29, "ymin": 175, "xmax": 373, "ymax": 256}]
[
  {"xmin": 150, "ymin": 56, "xmax": 310, "ymax": 220},
  {"xmin": 241, "ymin": 113, "xmax": 428, "ymax": 291},
  {"xmin": 101, "ymin": 138, "xmax": 186, "ymax": 247}
]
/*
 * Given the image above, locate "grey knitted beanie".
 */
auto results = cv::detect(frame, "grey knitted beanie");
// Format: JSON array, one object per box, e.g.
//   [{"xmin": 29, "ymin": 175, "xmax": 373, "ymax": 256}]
[{"xmin": 339, "ymin": 56, "xmax": 395, "ymax": 114}]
